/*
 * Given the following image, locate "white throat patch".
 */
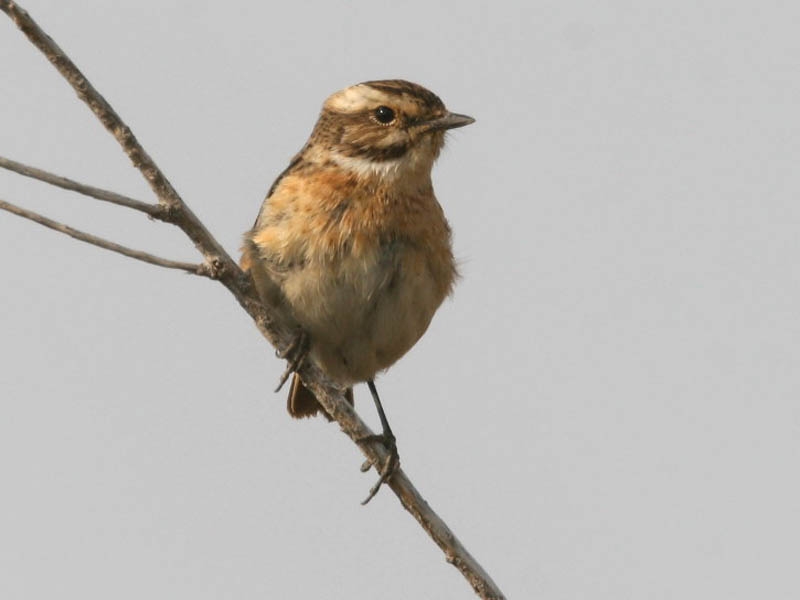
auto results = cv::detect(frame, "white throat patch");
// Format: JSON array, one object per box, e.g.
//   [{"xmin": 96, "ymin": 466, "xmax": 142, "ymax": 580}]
[{"xmin": 328, "ymin": 150, "xmax": 404, "ymax": 179}]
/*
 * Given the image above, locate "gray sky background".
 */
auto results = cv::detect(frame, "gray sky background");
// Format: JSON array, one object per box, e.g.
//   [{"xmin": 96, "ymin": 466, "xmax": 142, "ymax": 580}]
[{"xmin": 2, "ymin": 1, "xmax": 798, "ymax": 598}]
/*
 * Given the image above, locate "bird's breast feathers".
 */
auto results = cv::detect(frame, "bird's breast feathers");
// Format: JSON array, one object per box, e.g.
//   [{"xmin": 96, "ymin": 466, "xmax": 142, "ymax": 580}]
[
  {"xmin": 245, "ymin": 168, "xmax": 456, "ymax": 379},
  {"xmin": 250, "ymin": 168, "xmax": 454, "ymax": 280}
]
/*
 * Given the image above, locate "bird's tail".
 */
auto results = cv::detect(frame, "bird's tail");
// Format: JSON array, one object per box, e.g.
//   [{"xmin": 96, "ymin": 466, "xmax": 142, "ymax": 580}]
[{"xmin": 288, "ymin": 374, "xmax": 353, "ymax": 421}]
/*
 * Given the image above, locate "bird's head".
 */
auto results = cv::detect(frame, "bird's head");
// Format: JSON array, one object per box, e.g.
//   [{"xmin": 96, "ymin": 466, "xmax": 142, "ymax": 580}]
[{"xmin": 306, "ymin": 79, "xmax": 474, "ymax": 181}]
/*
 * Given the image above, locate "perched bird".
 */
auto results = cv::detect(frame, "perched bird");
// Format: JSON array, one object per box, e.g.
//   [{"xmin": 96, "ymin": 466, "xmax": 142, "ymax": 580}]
[{"xmin": 241, "ymin": 79, "xmax": 473, "ymax": 500}]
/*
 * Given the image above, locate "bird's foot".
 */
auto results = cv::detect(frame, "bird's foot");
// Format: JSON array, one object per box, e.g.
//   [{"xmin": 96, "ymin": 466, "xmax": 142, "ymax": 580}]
[
  {"xmin": 358, "ymin": 432, "xmax": 400, "ymax": 505},
  {"xmin": 274, "ymin": 329, "xmax": 310, "ymax": 392}
]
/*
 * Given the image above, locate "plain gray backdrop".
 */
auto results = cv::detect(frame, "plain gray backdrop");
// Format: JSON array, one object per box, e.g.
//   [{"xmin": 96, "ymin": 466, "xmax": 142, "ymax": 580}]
[{"xmin": 2, "ymin": 1, "xmax": 798, "ymax": 598}]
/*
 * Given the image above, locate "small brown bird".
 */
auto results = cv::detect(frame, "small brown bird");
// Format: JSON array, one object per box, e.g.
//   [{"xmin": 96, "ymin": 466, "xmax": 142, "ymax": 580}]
[{"xmin": 241, "ymin": 80, "xmax": 473, "ymax": 499}]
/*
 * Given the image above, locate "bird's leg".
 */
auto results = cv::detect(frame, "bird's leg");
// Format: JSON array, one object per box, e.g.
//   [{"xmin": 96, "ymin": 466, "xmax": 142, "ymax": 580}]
[
  {"xmin": 274, "ymin": 328, "xmax": 310, "ymax": 393},
  {"xmin": 359, "ymin": 379, "xmax": 400, "ymax": 505}
]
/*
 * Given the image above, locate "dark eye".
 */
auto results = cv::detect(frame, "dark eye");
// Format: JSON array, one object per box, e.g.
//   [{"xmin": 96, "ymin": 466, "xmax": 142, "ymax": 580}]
[{"xmin": 374, "ymin": 105, "xmax": 396, "ymax": 124}]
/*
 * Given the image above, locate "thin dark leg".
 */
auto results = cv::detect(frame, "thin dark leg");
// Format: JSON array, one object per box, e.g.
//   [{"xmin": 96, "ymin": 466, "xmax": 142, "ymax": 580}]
[
  {"xmin": 367, "ymin": 379, "xmax": 395, "ymax": 442},
  {"xmin": 359, "ymin": 379, "xmax": 400, "ymax": 505}
]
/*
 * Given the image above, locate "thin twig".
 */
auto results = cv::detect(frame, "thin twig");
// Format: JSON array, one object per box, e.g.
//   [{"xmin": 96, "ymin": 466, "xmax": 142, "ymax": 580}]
[
  {"xmin": 0, "ymin": 198, "xmax": 208, "ymax": 275},
  {"xmin": 0, "ymin": 156, "xmax": 158, "ymax": 216},
  {"xmin": 0, "ymin": 3, "xmax": 506, "ymax": 599},
  {"xmin": 302, "ymin": 371, "xmax": 506, "ymax": 600},
  {"xmin": 0, "ymin": 0, "xmax": 236, "ymax": 277}
]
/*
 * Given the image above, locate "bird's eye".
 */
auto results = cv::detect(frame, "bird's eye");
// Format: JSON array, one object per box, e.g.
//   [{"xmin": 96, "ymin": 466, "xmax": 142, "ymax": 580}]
[{"xmin": 373, "ymin": 105, "xmax": 396, "ymax": 124}]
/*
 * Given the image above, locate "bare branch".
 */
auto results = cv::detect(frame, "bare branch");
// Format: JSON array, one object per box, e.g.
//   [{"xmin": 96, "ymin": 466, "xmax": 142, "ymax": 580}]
[
  {"xmin": 0, "ymin": 2, "xmax": 506, "ymax": 598},
  {"xmin": 0, "ymin": 156, "xmax": 158, "ymax": 216},
  {"xmin": 0, "ymin": 198, "xmax": 208, "ymax": 275},
  {"xmin": 0, "ymin": 0, "xmax": 237, "ymax": 277},
  {"xmin": 302, "ymin": 370, "xmax": 507, "ymax": 600}
]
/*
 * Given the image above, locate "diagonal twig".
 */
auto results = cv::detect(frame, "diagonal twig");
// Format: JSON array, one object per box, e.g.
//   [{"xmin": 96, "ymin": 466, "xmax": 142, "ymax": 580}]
[
  {"xmin": 0, "ymin": 2, "xmax": 506, "ymax": 599},
  {"xmin": 0, "ymin": 0, "xmax": 238, "ymax": 280},
  {"xmin": 0, "ymin": 198, "xmax": 209, "ymax": 274},
  {"xmin": 0, "ymin": 155, "xmax": 159, "ymax": 216}
]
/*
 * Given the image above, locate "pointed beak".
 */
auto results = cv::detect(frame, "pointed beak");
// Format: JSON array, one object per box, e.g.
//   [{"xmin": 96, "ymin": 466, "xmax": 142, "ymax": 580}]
[{"xmin": 424, "ymin": 112, "xmax": 476, "ymax": 131}]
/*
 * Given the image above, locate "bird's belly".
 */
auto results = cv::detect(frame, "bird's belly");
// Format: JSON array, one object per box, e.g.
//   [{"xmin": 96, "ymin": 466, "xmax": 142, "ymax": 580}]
[{"xmin": 282, "ymin": 245, "xmax": 446, "ymax": 383}]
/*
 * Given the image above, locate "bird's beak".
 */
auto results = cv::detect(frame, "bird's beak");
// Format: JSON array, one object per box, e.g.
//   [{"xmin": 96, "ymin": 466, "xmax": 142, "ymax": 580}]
[{"xmin": 424, "ymin": 112, "xmax": 476, "ymax": 131}]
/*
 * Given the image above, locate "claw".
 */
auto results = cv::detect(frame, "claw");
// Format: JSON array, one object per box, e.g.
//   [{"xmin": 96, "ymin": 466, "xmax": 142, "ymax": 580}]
[
  {"xmin": 275, "ymin": 330, "xmax": 309, "ymax": 392},
  {"xmin": 358, "ymin": 432, "xmax": 400, "ymax": 505}
]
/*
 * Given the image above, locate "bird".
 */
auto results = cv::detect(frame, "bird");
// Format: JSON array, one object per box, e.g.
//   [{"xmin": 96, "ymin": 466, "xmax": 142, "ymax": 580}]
[{"xmin": 240, "ymin": 79, "xmax": 474, "ymax": 501}]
